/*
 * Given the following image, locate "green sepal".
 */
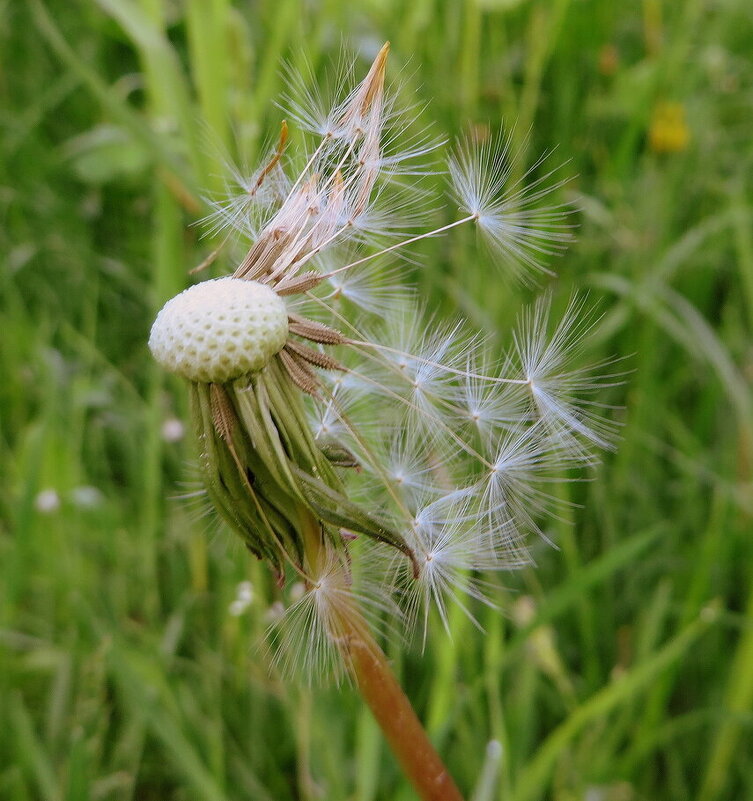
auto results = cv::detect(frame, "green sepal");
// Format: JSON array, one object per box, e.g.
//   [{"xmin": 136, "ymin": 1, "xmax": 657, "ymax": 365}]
[
  {"xmin": 191, "ymin": 382, "xmax": 302, "ymax": 572},
  {"xmin": 291, "ymin": 464, "xmax": 414, "ymax": 562}
]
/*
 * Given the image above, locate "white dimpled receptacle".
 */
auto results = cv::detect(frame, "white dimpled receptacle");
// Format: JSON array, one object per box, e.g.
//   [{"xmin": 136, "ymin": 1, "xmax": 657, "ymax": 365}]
[{"xmin": 148, "ymin": 278, "xmax": 289, "ymax": 382}]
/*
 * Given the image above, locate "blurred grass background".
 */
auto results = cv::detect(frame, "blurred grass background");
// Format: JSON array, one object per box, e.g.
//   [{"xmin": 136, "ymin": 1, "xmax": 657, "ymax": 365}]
[{"xmin": 1, "ymin": 0, "xmax": 752, "ymax": 799}]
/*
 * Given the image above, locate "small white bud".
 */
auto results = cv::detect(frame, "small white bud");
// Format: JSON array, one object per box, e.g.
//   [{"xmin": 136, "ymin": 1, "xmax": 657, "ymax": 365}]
[
  {"xmin": 35, "ymin": 489, "xmax": 61, "ymax": 514},
  {"xmin": 237, "ymin": 580, "xmax": 254, "ymax": 603},
  {"xmin": 161, "ymin": 417, "xmax": 185, "ymax": 442},
  {"xmin": 228, "ymin": 600, "xmax": 247, "ymax": 617},
  {"xmin": 71, "ymin": 485, "xmax": 104, "ymax": 509},
  {"xmin": 289, "ymin": 581, "xmax": 306, "ymax": 602},
  {"xmin": 149, "ymin": 278, "xmax": 289, "ymax": 383}
]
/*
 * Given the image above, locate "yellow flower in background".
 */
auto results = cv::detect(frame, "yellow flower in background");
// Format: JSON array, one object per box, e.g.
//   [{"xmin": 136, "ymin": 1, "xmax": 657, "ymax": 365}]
[{"xmin": 649, "ymin": 101, "xmax": 690, "ymax": 154}]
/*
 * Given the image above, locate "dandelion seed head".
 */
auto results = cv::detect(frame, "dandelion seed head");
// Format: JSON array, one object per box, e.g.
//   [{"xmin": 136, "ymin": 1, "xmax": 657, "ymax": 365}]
[{"xmin": 149, "ymin": 278, "xmax": 288, "ymax": 382}]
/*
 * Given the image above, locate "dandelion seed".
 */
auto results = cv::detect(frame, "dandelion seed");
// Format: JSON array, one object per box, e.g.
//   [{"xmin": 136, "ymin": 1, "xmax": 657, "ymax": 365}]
[
  {"xmin": 511, "ymin": 293, "xmax": 623, "ymax": 454},
  {"xmin": 200, "ymin": 126, "xmax": 292, "ymax": 241},
  {"xmin": 456, "ymin": 350, "xmax": 529, "ymax": 441},
  {"xmin": 323, "ymin": 256, "xmax": 415, "ymax": 314},
  {"xmin": 448, "ymin": 131, "xmax": 575, "ymax": 284}
]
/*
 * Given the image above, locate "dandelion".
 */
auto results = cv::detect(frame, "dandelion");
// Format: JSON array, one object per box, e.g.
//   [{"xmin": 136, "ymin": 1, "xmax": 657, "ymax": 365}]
[{"xmin": 148, "ymin": 42, "xmax": 619, "ymax": 801}]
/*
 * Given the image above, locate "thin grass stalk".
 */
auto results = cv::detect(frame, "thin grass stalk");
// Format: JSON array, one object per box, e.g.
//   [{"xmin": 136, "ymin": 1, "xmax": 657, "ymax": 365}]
[
  {"xmin": 459, "ymin": 0, "xmax": 480, "ymax": 120},
  {"xmin": 355, "ymin": 706, "xmax": 382, "ymax": 801},
  {"xmin": 621, "ymin": 495, "xmax": 726, "ymax": 775},
  {"xmin": 246, "ymin": 0, "xmax": 299, "ymax": 162},
  {"xmin": 699, "ymin": 584, "xmax": 753, "ymax": 801},
  {"xmin": 482, "ymin": 608, "xmax": 512, "ymax": 796},
  {"xmin": 186, "ymin": 0, "xmax": 230, "ymax": 166},
  {"xmin": 427, "ymin": 586, "xmax": 470, "ymax": 742},
  {"xmin": 515, "ymin": 0, "xmax": 570, "ymax": 172},
  {"xmin": 131, "ymin": 0, "xmax": 193, "ymax": 618}
]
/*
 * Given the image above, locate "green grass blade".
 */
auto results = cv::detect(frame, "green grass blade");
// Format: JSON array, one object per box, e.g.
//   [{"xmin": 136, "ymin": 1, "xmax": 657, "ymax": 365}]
[{"xmin": 511, "ymin": 605, "xmax": 718, "ymax": 801}]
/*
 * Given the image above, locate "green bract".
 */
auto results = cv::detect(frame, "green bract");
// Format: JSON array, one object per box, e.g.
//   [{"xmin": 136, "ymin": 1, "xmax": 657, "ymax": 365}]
[{"xmin": 190, "ymin": 363, "xmax": 415, "ymax": 580}]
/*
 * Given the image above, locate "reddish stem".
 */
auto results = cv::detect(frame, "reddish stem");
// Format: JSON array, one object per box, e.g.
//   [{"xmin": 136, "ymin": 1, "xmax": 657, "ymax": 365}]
[
  {"xmin": 299, "ymin": 508, "xmax": 465, "ymax": 801},
  {"xmin": 342, "ymin": 618, "xmax": 465, "ymax": 801}
]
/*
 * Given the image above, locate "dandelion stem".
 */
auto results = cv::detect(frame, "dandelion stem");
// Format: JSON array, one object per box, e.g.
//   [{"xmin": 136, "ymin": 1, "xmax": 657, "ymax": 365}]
[
  {"xmin": 344, "ymin": 620, "xmax": 465, "ymax": 801},
  {"xmin": 298, "ymin": 508, "xmax": 465, "ymax": 801}
]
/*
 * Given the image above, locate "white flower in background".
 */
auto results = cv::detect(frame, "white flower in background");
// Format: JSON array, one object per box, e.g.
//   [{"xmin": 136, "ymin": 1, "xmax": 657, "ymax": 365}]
[
  {"xmin": 71, "ymin": 485, "xmax": 104, "ymax": 509},
  {"xmin": 228, "ymin": 580, "xmax": 254, "ymax": 617},
  {"xmin": 35, "ymin": 488, "xmax": 61, "ymax": 514},
  {"xmin": 161, "ymin": 417, "xmax": 185, "ymax": 443}
]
